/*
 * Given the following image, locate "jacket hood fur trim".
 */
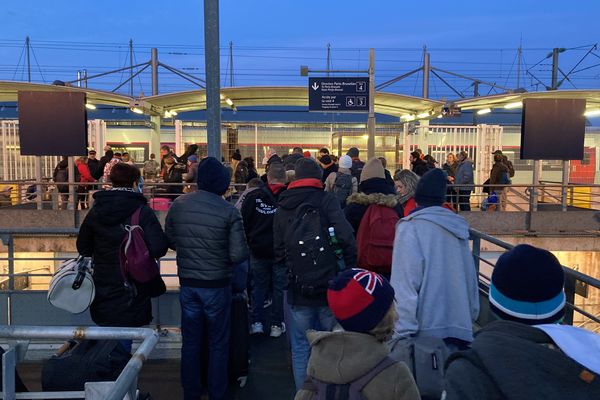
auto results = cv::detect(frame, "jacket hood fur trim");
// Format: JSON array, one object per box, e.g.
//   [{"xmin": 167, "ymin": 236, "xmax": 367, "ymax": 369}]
[{"xmin": 345, "ymin": 192, "xmax": 399, "ymax": 208}]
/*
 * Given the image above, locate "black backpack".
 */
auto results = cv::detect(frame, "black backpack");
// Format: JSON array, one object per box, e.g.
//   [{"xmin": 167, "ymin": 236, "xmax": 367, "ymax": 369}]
[
  {"xmin": 333, "ymin": 173, "xmax": 353, "ymax": 207},
  {"xmin": 285, "ymin": 193, "xmax": 339, "ymax": 298}
]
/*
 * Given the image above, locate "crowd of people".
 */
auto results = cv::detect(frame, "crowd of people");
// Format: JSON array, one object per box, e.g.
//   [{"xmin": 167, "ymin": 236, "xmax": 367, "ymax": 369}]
[{"xmin": 73, "ymin": 145, "xmax": 599, "ymax": 400}]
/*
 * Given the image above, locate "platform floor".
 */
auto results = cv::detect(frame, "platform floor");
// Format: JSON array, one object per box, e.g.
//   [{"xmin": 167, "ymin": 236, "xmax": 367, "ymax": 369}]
[{"xmin": 16, "ymin": 332, "xmax": 296, "ymax": 400}]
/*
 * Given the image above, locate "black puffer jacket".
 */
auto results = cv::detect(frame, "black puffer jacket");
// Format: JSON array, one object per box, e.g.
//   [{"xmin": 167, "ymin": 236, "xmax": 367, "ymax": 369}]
[
  {"xmin": 165, "ymin": 190, "xmax": 249, "ymax": 288},
  {"xmin": 344, "ymin": 178, "xmax": 403, "ymax": 234},
  {"xmin": 274, "ymin": 183, "xmax": 357, "ymax": 306},
  {"xmin": 76, "ymin": 190, "xmax": 169, "ymax": 327},
  {"xmin": 411, "ymin": 159, "xmax": 429, "ymax": 177}
]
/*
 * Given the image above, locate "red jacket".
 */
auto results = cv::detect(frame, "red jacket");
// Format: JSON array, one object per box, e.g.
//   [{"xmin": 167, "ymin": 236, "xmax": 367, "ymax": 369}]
[{"xmin": 77, "ymin": 162, "xmax": 95, "ymax": 183}]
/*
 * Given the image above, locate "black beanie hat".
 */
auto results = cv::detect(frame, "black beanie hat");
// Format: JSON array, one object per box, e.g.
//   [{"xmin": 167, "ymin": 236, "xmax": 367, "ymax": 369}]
[
  {"xmin": 319, "ymin": 155, "xmax": 332, "ymax": 165},
  {"xmin": 346, "ymin": 147, "xmax": 359, "ymax": 158},
  {"xmin": 489, "ymin": 244, "xmax": 565, "ymax": 325},
  {"xmin": 295, "ymin": 157, "xmax": 323, "ymax": 180},
  {"xmin": 232, "ymin": 150, "xmax": 242, "ymax": 161},
  {"xmin": 414, "ymin": 168, "xmax": 447, "ymax": 207},
  {"xmin": 197, "ymin": 157, "xmax": 231, "ymax": 196}
]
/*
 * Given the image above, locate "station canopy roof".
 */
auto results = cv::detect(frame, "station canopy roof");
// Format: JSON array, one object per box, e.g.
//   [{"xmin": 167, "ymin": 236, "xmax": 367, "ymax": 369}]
[
  {"xmin": 453, "ymin": 89, "xmax": 600, "ymax": 111},
  {"xmin": 0, "ymin": 81, "xmax": 132, "ymax": 108},
  {"xmin": 143, "ymin": 86, "xmax": 445, "ymax": 117}
]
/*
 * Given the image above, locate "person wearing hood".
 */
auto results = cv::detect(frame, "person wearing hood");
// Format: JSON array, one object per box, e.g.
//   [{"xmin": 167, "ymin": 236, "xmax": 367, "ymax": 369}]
[
  {"xmin": 241, "ymin": 163, "xmax": 288, "ymax": 338},
  {"xmin": 76, "ymin": 163, "xmax": 169, "ymax": 328},
  {"xmin": 410, "ymin": 151, "xmax": 429, "ymax": 177},
  {"xmin": 165, "ymin": 157, "xmax": 248, "ymax": 400},
  {"xmin": 390, "ymin": 168, "xmax": 479, "ymax": 346},
  {"xmin": 344, "ymin": 158, "xmax": 403, "ymax": 234},
  {"xmin": 489, "ymin": 153, "xmax": 510, "ymax": 211},
  {"xmin": 230, "ymin": 149, "xmax": 242, "ymax": 180},
  {"xmin": 346, "ymin": 147, "xmax": 365, "ymax": 184},
  {"xmin": 454, "ymin": 151, "xmax": 474, "ymax": 211},
  {"xmin": 393, "ymin": 169, "xmax": 420, "ymax": 217},
  {"xmin": 296, "ymin": 268, "xmax": 420, "ymax": 400},
  {"xmin": 273, "ymin": 158, "xmax": 357, "ymax": 391},
  {"xmin": 319, "ymin": 155, "xmax": 338, "ymax": 183},
  {"xmin": 53, "ymin": 156, "xmax": 70, "ymax": 209},
  {"xmin": 243, "ymin": 156, "xmax": 259, "ymax": 182},
  {"xmin": 324, "ymin": 155, "xmax": 357, "ymax": 208},
  {"xmin": 444, "ymin": 244, "xmax": 600, "ymax": 399}
]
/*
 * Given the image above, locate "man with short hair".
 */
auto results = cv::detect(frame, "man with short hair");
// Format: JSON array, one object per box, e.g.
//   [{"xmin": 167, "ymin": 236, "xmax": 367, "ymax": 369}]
[
  {"xmin": 346, "ymin": 147, "xmax": 365, "ymax": 184},
  {"xmin": 241, "ymin": 162, "xmax": 288, "ymax": 337},
  {"xmin": 284, "ymin": 146, "xmax": 304, "ymax": 171},
  {"xmin": 274, "ymin": 158, "xmax": 357, "ymax": 391},
  {"xmin": 409, "ymin": 151, "xmax": 428, "ymax": 177},
  {"xmin": 454, "ymin": 151, "xmax": 474, "ymax": 211},
  {"xmin": 87, "ymin": 150, "xmax": 101, "ymax": 180},
  {"xmin": 122, "ymin": 152, "xmax": 134, "ymax": 165},
  {"xmin": 166, "ymin": 157, "xmax": 248, "ymax": 400}
]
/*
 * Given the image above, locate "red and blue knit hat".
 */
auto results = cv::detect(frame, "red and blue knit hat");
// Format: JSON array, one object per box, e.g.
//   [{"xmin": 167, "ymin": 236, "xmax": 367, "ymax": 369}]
[
  {"xmin": 489, "ymin": 244, "xmax": 565, "ymax": 325},
  {"xmin": 327, "ymin": 268, "xmax": 395, "ymax": 333}
]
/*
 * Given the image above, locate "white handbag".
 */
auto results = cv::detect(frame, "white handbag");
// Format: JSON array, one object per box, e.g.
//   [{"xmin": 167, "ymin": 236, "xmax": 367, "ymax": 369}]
[{"xmin": 47, "ymin": 256, "xmax": 95, "ymax": 314}]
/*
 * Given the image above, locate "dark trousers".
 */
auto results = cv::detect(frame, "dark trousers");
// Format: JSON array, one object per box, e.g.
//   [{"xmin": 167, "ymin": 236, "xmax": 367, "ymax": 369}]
[
  {"xmin": 446, "ymin": 187, "xmax": 457, "ymax": 210},
  {"xmin": 180, "ymin": 285, "xmax": 231, "ymax": 400},
  {"xmin": 458, "ymin": 190, "xmax": 472, "ymax": 211},
  {"xmin": 250, "ymin": 256, "xmax": 287, "ymax": 326}
]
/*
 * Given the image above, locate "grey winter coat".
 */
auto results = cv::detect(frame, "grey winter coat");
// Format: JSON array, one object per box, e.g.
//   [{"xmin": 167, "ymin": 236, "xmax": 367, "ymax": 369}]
[
  {"xmin": 454, "ymin": 159, "xmax": 474, "ymax": 192},
  {"xmin": 165, "ymin": 190, "xmax": 248, "ymax": 287}
]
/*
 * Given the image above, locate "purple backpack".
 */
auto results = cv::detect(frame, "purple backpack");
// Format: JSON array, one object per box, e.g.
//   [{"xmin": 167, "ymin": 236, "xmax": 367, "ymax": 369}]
[{"xmin": 119, "ymin": 206, "xmax": 159, "ymax": 283}]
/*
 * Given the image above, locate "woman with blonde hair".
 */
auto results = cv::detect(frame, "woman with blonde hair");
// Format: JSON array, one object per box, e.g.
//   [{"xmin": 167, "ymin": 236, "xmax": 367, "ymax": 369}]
[
  {"xmin": 295, "ymin": 268, "xmax": 420, "ymax": 400},
  {"xmin": 393, "ymin": 169, "xmax": 419, "ymax": 216}
]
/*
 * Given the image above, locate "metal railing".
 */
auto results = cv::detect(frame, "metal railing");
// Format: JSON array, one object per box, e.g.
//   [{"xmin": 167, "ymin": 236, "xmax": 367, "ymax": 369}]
[
  {"xmin": 0, "ymin": 325, "xmax": 158, "ymax": 400},
  {"xmin": 470, "ymin": 228, "xmax": 600, "ymax": 332}
]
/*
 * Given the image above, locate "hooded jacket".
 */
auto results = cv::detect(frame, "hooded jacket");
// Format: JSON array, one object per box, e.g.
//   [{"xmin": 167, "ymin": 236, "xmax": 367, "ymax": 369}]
[
  {"xmin": 165, "ymin": 190, "xmax": 249, "ymax": 287},
  {"xmin": 273, "ymin": 180, "xmax": 357, "ymax": 306},
  {"xmin": 76, "ymin": 190, "xmax": 169, "ymax": 327},
  {"xmin": 295, "ymin": 330, "xmax": 420, "ymax": 400},
  {"xmin": 444, "ymin": 321, "xmax": 600, "ymax": 400},
  {"xmin": 489, "ymin": 161, "xmax": 510, "ymax": 186},
  {"xmin": 390, "ymin": 206, "xmax": 479, "ymax": 343},
  {"xmin": 411, "ymin": 158, "xmax": 429, "ymax": 177},
  {"xmin": 241, "ymin": 183, "xmax": 286, "ymax": 259},
  {"xmin": 455, "ymin": 158, "xmax": 474, "ymax": 192},
  {"xmin": 344, "ymin": 178, "xmax": 403, "ymax": 234}
]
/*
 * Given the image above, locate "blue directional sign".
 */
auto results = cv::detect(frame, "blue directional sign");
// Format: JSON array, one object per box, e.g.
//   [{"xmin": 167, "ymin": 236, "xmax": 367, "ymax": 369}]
[{"xmin": 308, "ymin": 77, "xmax": 369, "ymax": 112}]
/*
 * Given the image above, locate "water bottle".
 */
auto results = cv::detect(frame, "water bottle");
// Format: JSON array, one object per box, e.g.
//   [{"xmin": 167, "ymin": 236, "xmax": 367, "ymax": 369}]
[{"xmin": 328, "ymin": 227, "xmax": 346, "ymax": 271}]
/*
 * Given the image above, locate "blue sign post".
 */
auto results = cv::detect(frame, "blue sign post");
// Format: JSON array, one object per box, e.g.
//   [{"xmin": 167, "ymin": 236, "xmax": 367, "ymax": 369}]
[{"xmin": 308, "ymin": 77, "xmax": 370, "ymax": 112}]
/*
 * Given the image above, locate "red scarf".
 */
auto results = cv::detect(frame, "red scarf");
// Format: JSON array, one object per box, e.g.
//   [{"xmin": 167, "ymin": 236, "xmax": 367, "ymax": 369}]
[
  {"xmin": 288, "ymin": 178, "xmax": 323, "ymax": 190},
  {"xmin": 268, "ymin": 183, "xmax": 286, "ymax": 194}
]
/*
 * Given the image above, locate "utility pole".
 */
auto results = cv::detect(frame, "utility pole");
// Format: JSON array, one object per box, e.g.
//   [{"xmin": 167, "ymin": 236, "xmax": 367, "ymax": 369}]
[
  {"xmin": 151, "ymin": 48, "xmax": 159, "ymax": 95},
  {"xmin": 472, "ymin": 81, "xmax": 480, "ymax": 125},
  {"xmin": 77, "ymin": 71, "xmax": 82, "ymax": 88},
  {"xmin": 326, "ymin": 43, "xmax": 331, "ymax": 77},
  {"xmin": 367, "ymin": 48, "xmax": 376, "ymax": 159},
  {"xmin": 83, "ymin": 69, "xmax": 88, "ymax": 88},
  {"xmin": 25, "ymin": 36, "xmax": 31, "ymax": 82},
  {"xmin": 516, "ymin": 37, "xmax": 522, "ymax": 89},
  {"xmin": 204, "ymin": 0, "xmax": 221, "ymax": 159},
  {"xmin": 229, "ymin": 41, "xmax": 234, "ymax": 86},
  {"xmin": 422, "ymin": 46, "xmax": 430, "ymax": 99},
  {"xmin": 129, "ymin": 39, "xmax": 134, "ymax": 97},
  {"xmin": 551, "ymin": 47, "xmax": 559, "ymax": 90}
]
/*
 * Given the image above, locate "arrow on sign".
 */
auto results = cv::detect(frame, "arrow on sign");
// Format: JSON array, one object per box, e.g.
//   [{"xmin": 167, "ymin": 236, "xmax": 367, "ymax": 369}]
[{"xmin": 311, "ymin": 82, "xmax": 319, "ymax": 91}]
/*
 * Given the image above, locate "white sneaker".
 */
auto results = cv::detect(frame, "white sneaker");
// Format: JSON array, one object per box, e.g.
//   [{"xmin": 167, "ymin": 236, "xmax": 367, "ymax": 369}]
[
  {"xmin": 270, "ymin": 323, "xmax": 286, "ymax": 338},
  {"xmin": 250, "ymin": 322, "xmax": 264, "ymax": 335}
]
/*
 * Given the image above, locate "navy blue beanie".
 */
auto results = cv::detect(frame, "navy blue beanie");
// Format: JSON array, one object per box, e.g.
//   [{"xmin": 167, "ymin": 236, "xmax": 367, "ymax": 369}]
[
  {"xmin": 327, "ymin": 269, "xmax": 395, "ymax": 333},
  {"xmin": 414, "ymin": 168, "xmax": 447, "ymax": 207},
  {"xmin": 489, "ymin": 244, "xmax": 565, "ymax": 325},
  {"xmin": 197, "ymin": 157, "xmax": 231, "ymax": 196},
  {"xmin": 295, "ymin": 157, "xmax": 323, "ymax": 180}
]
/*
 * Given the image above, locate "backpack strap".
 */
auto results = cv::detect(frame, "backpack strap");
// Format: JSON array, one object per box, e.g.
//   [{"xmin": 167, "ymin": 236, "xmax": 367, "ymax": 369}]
[
  {"xmin": 349, "ymin": 356, "xmax": 397, "ymax": 393},
  {"xmin": 130, "ymin": 206, "xmax": 143, "ymax": 226}
]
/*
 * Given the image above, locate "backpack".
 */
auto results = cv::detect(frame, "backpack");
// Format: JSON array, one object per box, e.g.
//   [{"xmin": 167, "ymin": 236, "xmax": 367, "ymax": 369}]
[
  {"xmin": 498, "ymin": 171, "xmax": 511, "ymax": 185},
  {"xmin": 119, "ymin": 206, "xmax": 160, "ymax": 284},
  {"xmin": 332, "ymin": 173, "xmax": 353, "ymax": 206},
  {"xmin": 506, "ymin": 159, "xmax": 515, "ymax": 178},
  {"xmin": 356, "ymin": 204, "xmax": 399, "ymax": 275},
  {"xmin": 303, "ymin": 356, "xmax": 397, "ymax": 400},
  {"xmin": 285, "ymin": 193, "xmax": 339, "ymax": 298},
  {"xmin": 143, "ymin": 160, "xmax": 158, "ymax": 174},
  {"xmin": 389, "ymin": 336, "xmax": 451, "ymax": 400}
]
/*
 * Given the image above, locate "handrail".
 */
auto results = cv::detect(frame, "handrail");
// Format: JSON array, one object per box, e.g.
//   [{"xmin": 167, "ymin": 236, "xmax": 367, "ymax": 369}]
[{"xmin": 0, "ymin": 325, "xmax": 159, "ymax": 400}]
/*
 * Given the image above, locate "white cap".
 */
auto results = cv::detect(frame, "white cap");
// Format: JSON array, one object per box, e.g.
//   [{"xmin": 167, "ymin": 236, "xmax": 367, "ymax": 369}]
[{"xmin": 339, "ymin": 155, "xmax": 353, "ymax": 169}]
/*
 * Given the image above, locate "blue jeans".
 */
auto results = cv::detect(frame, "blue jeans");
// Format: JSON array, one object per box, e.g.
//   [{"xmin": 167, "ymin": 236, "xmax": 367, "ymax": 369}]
[
  {"xmin": 180, "ymin": 286, "xmax": 231, "ymax": 400},
  {"xmin": 290, "ymin": 305, "xmax": 336, "ymax": 391},
  {"xmin": 250, "ymin": 256, "xmax": 287, "ymax": 326}
]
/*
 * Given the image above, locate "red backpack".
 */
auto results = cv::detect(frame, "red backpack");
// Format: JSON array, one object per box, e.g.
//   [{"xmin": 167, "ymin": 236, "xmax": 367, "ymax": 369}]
[
  {"xmin": 119, "ymin": 206, "xmax": 160, "ymax": 283},
  {"xmin": 356, "ymin": 204, "xmax": 399, "ymax": 275}
]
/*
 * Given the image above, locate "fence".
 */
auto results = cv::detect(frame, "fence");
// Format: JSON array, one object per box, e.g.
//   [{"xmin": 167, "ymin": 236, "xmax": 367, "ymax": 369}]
[{"xmin": 0, "ymin": 325, "xmax": 158, "ymax": 400}]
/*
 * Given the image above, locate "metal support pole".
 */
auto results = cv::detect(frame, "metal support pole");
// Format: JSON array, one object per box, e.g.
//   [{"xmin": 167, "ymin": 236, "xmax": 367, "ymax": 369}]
[
  {"xmin": 326, "ymin": 43, "xmax": 331, "ymax": 77},
  {"xmin": 76, "ymin": 71, "xmax": 82, "ymax": 88},
  {"xmin": 229, "ymin": 41, "xmax": 234, "ymax": 87},
  {"xmin": 83, "ymin": 70, "xmax": 88, "ymax": 88},
  {"xmin": 422, "ymin": 49, "xmax": 430, "ymax": 99},
  {"xmin": 68, "ymin": 157, "xmax": 75, "ymax": 211},
  {"xmin": 551, "ymin": 48, "xmax": 559, "ymax": 90},
  {"xmin": 204, "ymin": 0, "xmax": 221, "ymax": 160},
  {"xmin": 35, "ymin": 157, "xmax": 42, "ymax": 210},
  {"xmin": 151, "ymin": 48, "xmax": 159, "ymax": 96},
  {"xmin": 367, "ymin": 48, "xmax": 376, "ymax": 159},
  {"xmin": 531, "ymin": 160, "xmax": 540, "ymax": 212},
  {"xmin": 25, "ymin": 37, "xmax": 31, "ymax": 83},
  {"xmin": 7, "ymin": 234, "xmax": 14, "ymax": 325},
  {"xmin": 129, "ymin": 39, "xmax": 134, "ymax": 97},
  {"xmin": 561, "ymin": 160, "xmax": 569, "ymax": 211},
  {"xmin": 254, "ymin": 124, "xmax": 258, "ymax": 168},
  {"xmin": 473, "ymin": 81, "xmax": 479, "ymax": 125}
]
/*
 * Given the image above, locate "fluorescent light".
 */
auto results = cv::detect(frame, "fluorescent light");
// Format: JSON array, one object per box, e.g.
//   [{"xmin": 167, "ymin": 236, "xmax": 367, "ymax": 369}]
[
  {"xmin": 85, "ymin": 103, "xmax": 96, "ymax": 110},
  {"xmin": 477, "ymin": 108, "xmax": 491, "ymax": 115},
  {"xmin": 362, "ymin": 135, "xmax": 369, "ymax": 140},
  {"xmin": 584, "ymin": 109, "xmax": 600, "ymax": 117},
  {"xmin": 401, "ymin": 114, "xmax": 416, "ymax": 121},
  {"xmin": 169, "ymin": 110, "xmax": 177, "ymax": 116},
  {"xmin": 131, "ymin": 107, "xmax": 144, "ymax": 114},
  {"xmin": 504, "ymin": 101, "xmax": 522, "ymax": 109},
  {"xmin": 225, "ymin": 98, "xmax": 234, "ymax": 106},
  {"xmin": 437, "ymin": 114, "xmax": 443, "ymax": 119},
  {"xmin": 417, "ymin": 112, "xmax": 430, "ymax": 119},
  {"xmin": 164, "ymin": 111, "xmax": 172, "ymax": 118}
]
